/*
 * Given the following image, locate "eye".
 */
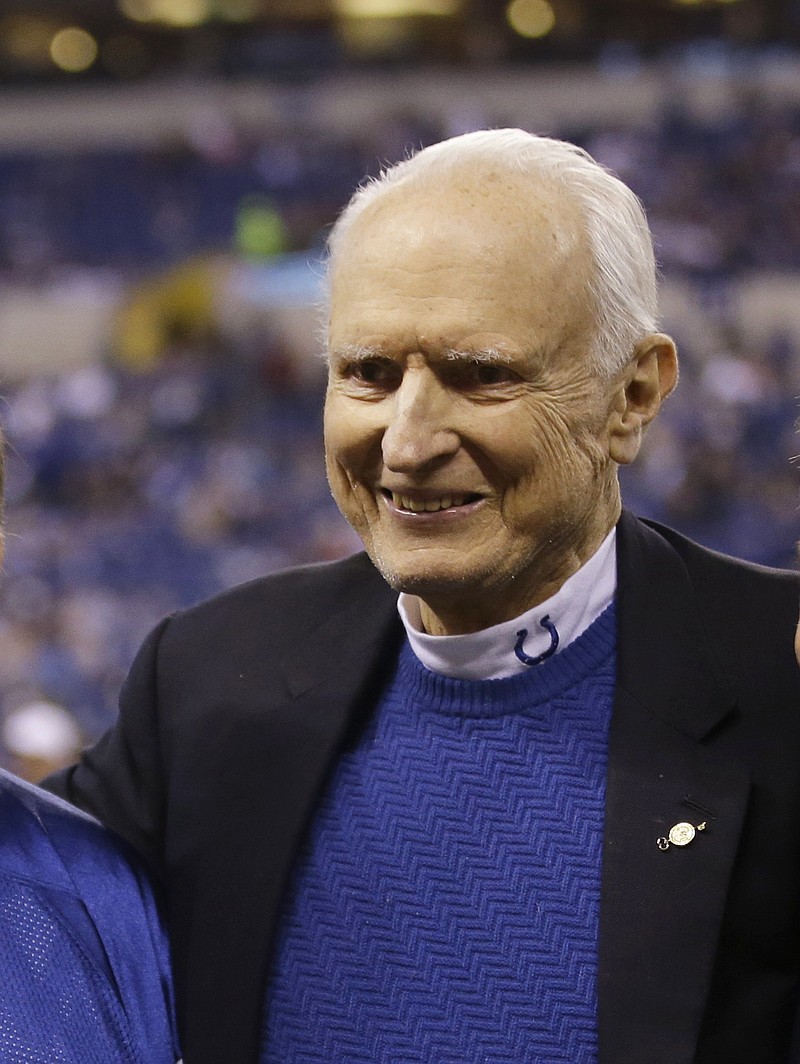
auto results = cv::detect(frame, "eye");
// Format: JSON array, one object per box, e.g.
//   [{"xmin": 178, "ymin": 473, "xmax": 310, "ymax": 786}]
[
  {"xmin": 472, "ymin": 362, "xmax": 516, "ymax": 386},
  {"xmin": 356, "ymin": 360, "xmax": 393, "ymax": 384},
  {"xmin": 341, "ymin": 357, "xmax": 401, "ymax": 390},
  {"xmin": 449, "ymin": 359, "xmax": 520, "ymax": 390}
]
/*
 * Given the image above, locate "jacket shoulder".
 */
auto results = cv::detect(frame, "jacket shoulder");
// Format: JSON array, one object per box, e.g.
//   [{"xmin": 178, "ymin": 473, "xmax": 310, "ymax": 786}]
[
  {"xmin": 137, "ymin": 551, "xmax": 400, "ymax": 717},
  {"xmin": 621, "ymin": 512, "xmax": 800, "ymax": 693},
  {"xmin": 636, "ymin": 515, "xmax": 800, "ymax": 609},
  {"xmin": 168, "ymin": 550, "xmax": 391, "ymax": 637}
]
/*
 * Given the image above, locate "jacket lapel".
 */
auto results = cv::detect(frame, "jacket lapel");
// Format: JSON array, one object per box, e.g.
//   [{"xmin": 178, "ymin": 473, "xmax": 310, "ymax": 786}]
[
  {"xmin": 179, "ymin": 557, "xmax": 402, "ymax": 1064},
  {"xmin": 598, "ymin": 513, "xmax": 750, "ymax": 1064}
]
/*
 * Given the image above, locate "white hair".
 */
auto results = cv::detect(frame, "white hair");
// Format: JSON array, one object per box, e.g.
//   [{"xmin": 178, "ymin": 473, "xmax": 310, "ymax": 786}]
[{"xmin": 327, "ymin": 128, "xmax": 660, "ymax": 379}]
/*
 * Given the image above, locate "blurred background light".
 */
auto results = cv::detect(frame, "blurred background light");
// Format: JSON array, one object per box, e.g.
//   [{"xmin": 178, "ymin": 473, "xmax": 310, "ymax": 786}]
[
  {"xmin": 266, "ymin": 0, "xmax": 328, "ymax": 16},
  {"xmin": 117, "ymin": 0, "xmax": 157, "ymax": 23},
  {"xmin": 1, "ymin": 15, "xmax": 59, "ymax": 69},
  {"xmin": 50, "ymin": 27, "xmax": 98, "ymax": 73},
  {"xmin": 151, "ymin": 0, "xmax": 212, "ymax": 26},
  {"xmin": 506, "ymin": 0, "xmax": 556, "ymax": 38},
  {"xmin": 0, "ymin": 0, "xmax": 788, "ymax": 83},
  {"xmin": 336, "ymin": 15, "xmax": 413, "ymax": 53},
  {"xmin": 334, "ymin": 0, "xmax": 459, "ymax": 17},
  {"xmin": 215, "ymin": 0, "xmax": 262, "ymax": 22},
  {"xmin": 118, "ymin": 0, "xmax": 212, "ymax": 27}
]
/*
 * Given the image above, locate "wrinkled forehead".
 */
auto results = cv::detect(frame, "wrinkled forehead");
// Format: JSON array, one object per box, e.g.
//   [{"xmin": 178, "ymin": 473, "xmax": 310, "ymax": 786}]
[
  {"xmin": 327, "ymin": 168, "xmax": 595, "ymax": 362},
  {"xmin": 330, "ymin": 167, "xmax": 590, "ymax": 292}
]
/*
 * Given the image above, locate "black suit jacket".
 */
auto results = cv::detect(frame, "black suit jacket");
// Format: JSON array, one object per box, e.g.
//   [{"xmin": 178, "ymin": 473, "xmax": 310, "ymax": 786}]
[{"xmin": 46, "ymin": 512, "xmax": 800, "ymax": 1064}]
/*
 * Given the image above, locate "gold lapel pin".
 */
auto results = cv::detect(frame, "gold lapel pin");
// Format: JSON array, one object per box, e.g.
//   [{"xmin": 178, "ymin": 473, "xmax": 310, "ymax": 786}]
[{"xmin": 657, "ymin": 821, "xmax": 707, "ymax": 851}]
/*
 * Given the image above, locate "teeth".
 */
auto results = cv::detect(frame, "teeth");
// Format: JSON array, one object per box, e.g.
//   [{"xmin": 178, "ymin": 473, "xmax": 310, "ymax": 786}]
[{"xmin": 391, "ymin": 493, "xmax": 468, "ymax": 513}]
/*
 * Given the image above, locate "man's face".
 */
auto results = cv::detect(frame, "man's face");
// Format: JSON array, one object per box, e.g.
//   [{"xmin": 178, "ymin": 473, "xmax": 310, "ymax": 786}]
[{"xmin": 324, "ymin": 173, "xmax": 623, "ymax": 635}]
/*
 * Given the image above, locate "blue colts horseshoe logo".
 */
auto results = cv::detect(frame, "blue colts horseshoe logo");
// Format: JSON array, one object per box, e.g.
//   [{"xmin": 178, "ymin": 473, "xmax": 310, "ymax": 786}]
[{"xmin": 514, "ymin": 614, "xmax": 560, "ymax": 666}]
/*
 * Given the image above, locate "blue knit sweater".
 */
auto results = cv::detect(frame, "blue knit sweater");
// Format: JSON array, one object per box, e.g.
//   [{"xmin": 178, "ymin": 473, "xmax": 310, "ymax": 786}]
[{"xmin": 264, "ymin": 604, "xmax": 616, "ymax": 1063}]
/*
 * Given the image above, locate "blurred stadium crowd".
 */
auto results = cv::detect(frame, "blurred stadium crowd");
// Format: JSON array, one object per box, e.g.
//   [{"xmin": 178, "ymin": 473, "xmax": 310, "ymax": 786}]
[{"xmin": 0, "ymin": 83, "xmax": 798, "ymax": 775}]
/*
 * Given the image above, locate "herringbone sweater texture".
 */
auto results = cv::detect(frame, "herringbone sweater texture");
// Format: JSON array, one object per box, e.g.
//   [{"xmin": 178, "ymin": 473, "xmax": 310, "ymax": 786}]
[{"xmin": 263, "ymin": 604, "xmax": 616, "ymax": 1063}]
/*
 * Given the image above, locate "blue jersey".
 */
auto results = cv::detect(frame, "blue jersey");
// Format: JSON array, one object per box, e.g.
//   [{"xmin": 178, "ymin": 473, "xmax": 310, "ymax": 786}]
[{"xmin": 0, "ymin": 770, "xmax": 179, "ymax": 1063}]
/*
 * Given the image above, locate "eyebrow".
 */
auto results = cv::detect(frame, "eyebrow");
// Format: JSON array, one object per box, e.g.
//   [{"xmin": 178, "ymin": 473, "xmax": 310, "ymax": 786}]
[
  {"xmin": 326, "ymin": 344, "xmax": 518, "ymax": 365},
  {"xmin": 443, "ymin": 347, "xmax": 516, "ymax": 364},
  {"xmin": 326, "ymin": 344, "xmax": 384, "ymax": 364}
]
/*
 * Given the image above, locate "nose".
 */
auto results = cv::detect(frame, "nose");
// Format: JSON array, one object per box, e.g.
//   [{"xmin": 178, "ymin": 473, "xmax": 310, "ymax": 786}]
[{"xmin": 381, "ymin": 366, "xmax": 460, "ymax": 474}]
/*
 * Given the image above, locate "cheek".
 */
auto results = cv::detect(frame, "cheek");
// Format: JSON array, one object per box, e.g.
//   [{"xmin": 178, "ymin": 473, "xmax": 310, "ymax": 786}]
[
  {"xmin": 324, "ymin": 395, "xmax": 380, "ymax": 459},
  {"xmin": 323, "ymin": 400, "xmax": 382, "ymax": 513},
  {"xmin": 323, "ymin": 401, "xmax": 356, "ymax": 499},
  {"xmin": 502, "ymin": 406, "xmax": 606, "ymax": 485},
  {"xmin": 324, "ymin": 442, "xmax": 374, "ymax": 544},
  {"xmin": 487, "ymin": 414, "xmax": 610, "ymax": 532},
  {"xmin": 536, "ymin": 393, "xmax": 610, "ymax": 474},
  {"xmin": 324, "ymin": 399, "xmax": 364, "ymax": 475}
]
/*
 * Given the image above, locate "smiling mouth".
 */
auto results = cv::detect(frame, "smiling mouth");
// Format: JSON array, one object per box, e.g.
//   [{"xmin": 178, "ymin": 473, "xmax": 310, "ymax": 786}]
[{"xmin": 383, "ymin": 490, "xmax": 482, "ymax": 514}]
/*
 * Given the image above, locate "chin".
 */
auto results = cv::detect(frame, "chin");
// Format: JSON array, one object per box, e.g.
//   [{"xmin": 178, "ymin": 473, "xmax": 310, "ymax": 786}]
[{"xmin": 368, "ymin": 552, "xmax": 487, "ymax": 599}]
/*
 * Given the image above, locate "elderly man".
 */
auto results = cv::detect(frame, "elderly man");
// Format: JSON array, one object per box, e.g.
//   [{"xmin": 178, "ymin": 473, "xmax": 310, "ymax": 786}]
[
  {"xmin": 0, "ymin": 444, "xmax": 179, "ymax": 1062},
  {"xmin": 48, "ymin": 130, "xmax": 800, "ymax": 1064}
]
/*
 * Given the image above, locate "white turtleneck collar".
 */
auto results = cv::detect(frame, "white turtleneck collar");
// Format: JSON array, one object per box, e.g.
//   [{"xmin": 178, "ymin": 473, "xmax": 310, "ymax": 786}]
[{"xmin": 397, "ymin": 527, "xmax": 617, "ymax": 681}]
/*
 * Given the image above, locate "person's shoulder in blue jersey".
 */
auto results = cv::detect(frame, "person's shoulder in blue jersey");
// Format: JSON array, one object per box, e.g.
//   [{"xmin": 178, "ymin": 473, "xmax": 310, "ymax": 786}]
[{"xmin": 0, "ymin": 768, "xmax": 180, "ymax": 1063}]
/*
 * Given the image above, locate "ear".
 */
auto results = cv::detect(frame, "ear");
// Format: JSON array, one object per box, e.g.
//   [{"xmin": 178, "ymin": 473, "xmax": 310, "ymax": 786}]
[{"xmin": 607, "ymin": 333, "xmax": 678, "ymax": 466}]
